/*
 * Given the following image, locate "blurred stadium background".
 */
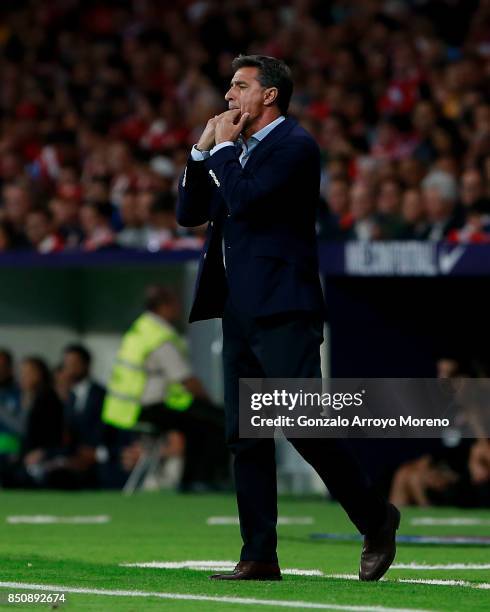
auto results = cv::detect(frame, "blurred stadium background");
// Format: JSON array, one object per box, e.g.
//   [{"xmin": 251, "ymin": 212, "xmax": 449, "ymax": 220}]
[{"xmin": 0, "ymin": 1, "xmax": 489, "ymax": 610}]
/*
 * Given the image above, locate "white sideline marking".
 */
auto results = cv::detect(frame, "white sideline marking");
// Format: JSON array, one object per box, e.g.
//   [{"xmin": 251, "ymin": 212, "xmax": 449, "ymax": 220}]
[
  {"xmin": 393, "ymin": 563, "xmax": 490, "ymax": 570},
  {"xmin": 120, "ymin": 560, "xmax": 322, "ymax": 576},
  {"xmin": 328, "ymin": 574, "xmax": 490, "ymax": 590},
  {"xmin": 207, "ymin": 516, "xmax": 314, "ymax": 525},
  {"xmin": 410, "ymin": 517, "xmax": 490, "ymax": 526},
  {"xmin": 0, "ymin": 581, "xmax": 436, "ymax": 611},
  {"xmin": 6, "ymin": 515, "xmax": 111, "ymax": 524},
  {"xmin": 121, "ymin": 558, "xmax": 490, "ymax": 575}
]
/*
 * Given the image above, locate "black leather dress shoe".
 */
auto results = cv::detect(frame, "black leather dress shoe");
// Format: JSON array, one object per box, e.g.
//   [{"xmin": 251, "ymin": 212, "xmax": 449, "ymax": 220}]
[
  {"xmin": 359, "ymin": 503, "xmax": 400, "ymax": 581},
  {"xmin": 210, "ymin": 561, "xmax": 282, "ymax": 581}
]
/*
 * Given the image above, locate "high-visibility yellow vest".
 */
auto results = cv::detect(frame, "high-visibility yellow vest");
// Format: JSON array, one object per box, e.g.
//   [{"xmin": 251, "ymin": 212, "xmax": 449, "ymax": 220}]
[{"xmin": 102, "ymin": 313, "xmax": 193, "ymax": 429}]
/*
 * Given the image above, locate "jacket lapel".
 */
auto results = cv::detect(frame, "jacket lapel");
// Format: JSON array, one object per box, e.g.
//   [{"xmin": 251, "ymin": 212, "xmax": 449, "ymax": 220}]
[{"xmin": 244, "ymin": 117, "xmax": 297, "ymax": 171}]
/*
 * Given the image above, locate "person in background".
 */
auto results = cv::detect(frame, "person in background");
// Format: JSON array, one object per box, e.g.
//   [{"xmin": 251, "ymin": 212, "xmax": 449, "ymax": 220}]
[
  {"xmin": 19, "ymin": 357, "xmax": 64, "ymax": 464},
  {"xmin": 117, "ymin": 189, "xmax": 147, "ymax": 249},
  {"xmin": 1, "ymin": 356, "xmax": 64, "ymax": 488},
  {"xmin": 421, "ymin": 170, "xmax": 462, "ymax": 240},
  {"xmin": 57, "ymin": 344, "xmax": 133, "ymax": 489},
  {"xmin": 1, "ymin": 183, "xmax": 32, "ymax": 239},
  {"xmin": 460, "ymin": 168, "xmax": 486, "ymax": 210},
  {"xmin": 399, "ymin": 189, "xmax": 429, "ymax": 239},
  {"xmin": 375, "ymin": 179, "xmax": 405, "ymax": 239},
  {"xmin": 348, "ymin": 183, "xmax": 380, "ymax": 240},
  {"xmin": 317, "ymin": 178, "xmax": 353, "ymax": 241},
  {"xmin": 390, "ymin": 357, "xmax": 490, "ymax": 508},
  {"xmin": 49, "ymin": 197, "xmax": 84, "ymax": 250},
  {"xmin": 103, "ymin": 284, "xmax": 229, "ymax": 491},
  {"xmin": 145, "ymin": 192, "xmax": 179, "ymax": 251},
  {"xmin": 25, "ymin": 208, "xmax": 64, "ymax": 253},
  {"xmin": 80, "ymin": 201, "xmax": 116, "ymax": 251},
  {"xmin": 0, "ymin": 349, "xmax": 22, "ymax": 469}
]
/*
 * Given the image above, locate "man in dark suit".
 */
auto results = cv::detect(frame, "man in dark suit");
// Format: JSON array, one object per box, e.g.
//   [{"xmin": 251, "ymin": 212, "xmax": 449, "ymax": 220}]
[
  {"xmin": 60, "ymin": 344, "xmax": 137, "ymax": 489},
  {"xmin": 177, "ymin": 54, "xmax": 400, "ymax": 582}
]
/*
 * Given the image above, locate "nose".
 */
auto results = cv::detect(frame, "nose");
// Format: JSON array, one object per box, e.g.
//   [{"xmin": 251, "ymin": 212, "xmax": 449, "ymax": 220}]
[{"xmin": 225, "ymin": 88, "xmax": 233, "ymax": 101}]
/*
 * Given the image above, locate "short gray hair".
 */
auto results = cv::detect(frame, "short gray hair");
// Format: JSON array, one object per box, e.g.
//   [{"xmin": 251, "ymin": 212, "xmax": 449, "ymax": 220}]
[{"xmin": 421, "ymin": 170, "xmax": 458, "ymax": 202}]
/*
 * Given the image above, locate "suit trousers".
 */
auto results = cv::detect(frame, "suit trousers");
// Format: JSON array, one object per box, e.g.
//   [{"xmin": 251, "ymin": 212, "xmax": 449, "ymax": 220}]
[{"xmin": 222, "ymin": 297, "xmax": 387, "ymax": 562}]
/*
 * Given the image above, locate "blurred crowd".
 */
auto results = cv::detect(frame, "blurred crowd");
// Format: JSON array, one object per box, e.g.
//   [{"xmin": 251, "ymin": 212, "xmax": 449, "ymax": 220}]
[{"xmin": 1, "ymin": 0, "xmax": 490, "ymax": 253}]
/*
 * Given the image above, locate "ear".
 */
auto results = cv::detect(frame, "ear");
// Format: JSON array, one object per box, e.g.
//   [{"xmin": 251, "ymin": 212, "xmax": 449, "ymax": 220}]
[{"xmin": 263, "ymin": 87, "xmax": 278, "ymax": 106}]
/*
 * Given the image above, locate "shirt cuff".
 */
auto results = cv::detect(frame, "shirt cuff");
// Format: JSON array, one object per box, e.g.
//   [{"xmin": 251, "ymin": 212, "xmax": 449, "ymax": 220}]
[
  {"xmin": 191, "ymin": 145, "xmax": 210, "ymax": 161},
  {"xmin": 211, "ymin": 142, "xmax": 235, "ymax": 156}
]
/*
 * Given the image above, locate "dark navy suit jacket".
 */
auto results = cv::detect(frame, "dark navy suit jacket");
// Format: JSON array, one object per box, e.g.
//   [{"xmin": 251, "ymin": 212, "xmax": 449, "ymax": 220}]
[{"xmin": 177, "ymin": 117, "xmax": 325, "ymax": 322}]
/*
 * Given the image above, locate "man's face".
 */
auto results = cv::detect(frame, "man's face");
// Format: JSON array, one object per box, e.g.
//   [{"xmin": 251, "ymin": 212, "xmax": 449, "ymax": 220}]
[
  {"xmin": 225, "ymin": 67, "xmax": 269, "ymax": 124},
  {"xmin": 62, "ymin": 351, "xmax": 88, "ymax": 384},
  {"xmin": 461, "ymin": 171, "xmax": 483, "ymax": 206},
  {"xmin": 26, "ymin": 212, "xmax": 50, "ymax": 246}
]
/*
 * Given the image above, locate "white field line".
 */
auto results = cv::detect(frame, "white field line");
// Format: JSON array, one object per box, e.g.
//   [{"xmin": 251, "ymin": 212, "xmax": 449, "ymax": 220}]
[
  {"xmin": 207, "ymin": 516, "xmax": 314, "ymax": 525},
  {"xmin": 120, "ymin": 559, "xmax": 490, "ymax": 575},
  {"xmin": 120, "ymin": 560, "xmax": 322, "ymax": 576},
  {"xmin": 410, "ymin": 517, "xmax": 490, "ymax": 526},
  {"xmin": 6, "ymin": 515, "xmax": 111, "ymax": 524},
  {"xmin": 0, "ymin": 581, "xmax": 437, "ymax": 612},
  {"xmin": 393, "ymin": 563, "xmax": 490, "ymax": 570},
  {"xmin": 327, "ymin": 574, "xmax": 490, "ymax": 590}
]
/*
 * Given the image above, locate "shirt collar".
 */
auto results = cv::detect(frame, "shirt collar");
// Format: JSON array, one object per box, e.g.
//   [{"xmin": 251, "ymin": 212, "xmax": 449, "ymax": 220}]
[
  {"xmin": 239, "ymin": 115, "xmax": 286, "ymax": 149},
  {"xmin": 249, "ymin": 115, "xmax": 285, "ymax": 142}
]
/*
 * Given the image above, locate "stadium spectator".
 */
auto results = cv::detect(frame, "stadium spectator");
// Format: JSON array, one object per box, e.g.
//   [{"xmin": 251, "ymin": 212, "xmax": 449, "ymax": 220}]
[
  {"xmin": 348, "ymin": 183, "xmax": 380, "ymax": 240},
  {"xmin": 0, "ymin": 183, "xmax": 32, "ymax": 238},
  {"xmin": 19, "ymin": 357, "xmax": 64, "ymax": 461},
  {"xmin": 375, "ymin": 178, "xmax": 405, "ymax": 239},
  {"xmin": 317, "ymin": 178, "xmax": 352, "ymax": 241},
  {"xmin": 1, "ymin": 356, "xmax": 64, "ymax": 489},
  {"xmin": 399, "ymin": 189, "xmax": 428, "ymax": 240},
  {"xmin": 389, "ymin": 357, "xmax": 490, "ymax": 508},
  {"xmin": 421, "ymin": 170, "xmax": 462, "ymax": 240},
  {"xmin": 25, "ymin": 208, "xmax": 64, "ymax": 253},
  {"xmin": 80, "ymin": 201, "xmax": 116, "ymax": 251},
  {"xmin": 145, "ymin": 192, "xmax": 179, "ymax": 251},
  {"xmin": 117, "ymin": 189, "xmax": 147, "ymax": 249},
  {"xmin": 49, "ymin": 197, "xmax": 84, "ymax": 249}
]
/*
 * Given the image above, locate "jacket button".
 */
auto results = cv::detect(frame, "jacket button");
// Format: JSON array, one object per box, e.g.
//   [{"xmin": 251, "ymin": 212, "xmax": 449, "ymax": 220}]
[{"xmin": 210, "ymin": 221, "xmax": 213, "ymax": 227}]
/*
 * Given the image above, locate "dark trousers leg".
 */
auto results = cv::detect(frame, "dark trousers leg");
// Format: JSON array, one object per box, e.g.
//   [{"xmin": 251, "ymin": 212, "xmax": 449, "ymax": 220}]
[
  {"xmin": 253, "ymin": 311, "xmax": 387, "ymax": 535},
  {"xmin": 223, "ymin": 301, "xmax": 388, "ymax": 562}
]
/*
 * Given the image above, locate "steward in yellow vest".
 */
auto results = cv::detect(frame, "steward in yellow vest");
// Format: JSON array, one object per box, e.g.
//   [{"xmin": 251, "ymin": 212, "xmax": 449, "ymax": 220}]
[
  {"xmin": 102, "ymin": 311, "xmax": 193, "ymax": 429},
  {"xmin": 102, "ymin": 285, "xmax": 229, "ymax": 491}
]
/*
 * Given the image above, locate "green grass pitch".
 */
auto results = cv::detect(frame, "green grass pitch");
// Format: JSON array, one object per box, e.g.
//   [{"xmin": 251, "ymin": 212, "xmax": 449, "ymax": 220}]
[{"xmin": 0, "ymin": 490, "xmax": 488, "ymax": 610}]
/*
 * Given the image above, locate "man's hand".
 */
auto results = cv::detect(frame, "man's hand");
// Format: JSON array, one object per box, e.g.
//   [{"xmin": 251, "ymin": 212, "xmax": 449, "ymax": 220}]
[
  {"xmin": 196, "ymin": 115, "xmax": 220, "ymax": 151},
  {"xmin": 469, "ymin": 439, "xmax": 490, "ymax": 484},
  {"xmin": 215, "ymin": 110, "xmax": 250, "ymax": 145}
]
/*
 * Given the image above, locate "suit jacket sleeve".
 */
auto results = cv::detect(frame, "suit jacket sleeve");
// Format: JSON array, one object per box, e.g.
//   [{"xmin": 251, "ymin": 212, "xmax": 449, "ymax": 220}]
[
  {"xmin": 177, "ymin": 157, "xmax": 217, "ymax": 227},
  {"xmin": 203, "ymin": 138, "xmax": 318, "ymax": 219}
]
